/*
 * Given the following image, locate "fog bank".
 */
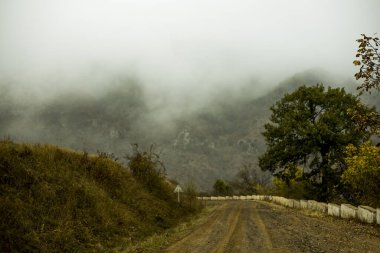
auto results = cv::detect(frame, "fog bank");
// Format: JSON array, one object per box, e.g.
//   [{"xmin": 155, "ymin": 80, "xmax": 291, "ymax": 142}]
[{"xmin": 0, "ymin": 0, "xmax": 379, "ymax": 103}]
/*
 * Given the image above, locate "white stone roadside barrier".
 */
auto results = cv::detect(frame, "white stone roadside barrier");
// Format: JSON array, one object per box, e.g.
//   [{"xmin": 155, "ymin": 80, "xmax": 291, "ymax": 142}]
[
  {"xmin": 341, "ymin": 204, "xmax": 358, "ymax": 219},
  {"xmin": 199, "ymin": 194, "xmax": 379, "ymax": 226},
  {"xmin": 357, "ymin": 206, "xmax": 376, "ymax": 224},
  {"xmin": 293, "ymin": 200, "xmax": 301, "ymax": 209},
  {"xmin": 328, "ymin": 203, "xmax": 340, "ymax": 217},
  {"xmin": 300, "ymin": 200, "xmax": 308, "ymax": 209}
]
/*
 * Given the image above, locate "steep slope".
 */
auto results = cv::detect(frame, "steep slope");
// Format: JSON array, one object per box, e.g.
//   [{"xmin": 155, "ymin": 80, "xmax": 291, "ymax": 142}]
[{"xmin": 0, "ymin": 140, "xmax": 192, "ymax": 252}]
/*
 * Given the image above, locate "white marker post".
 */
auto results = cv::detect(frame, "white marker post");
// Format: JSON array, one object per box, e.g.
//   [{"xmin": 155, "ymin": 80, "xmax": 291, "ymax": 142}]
[{"xmin": 174, "ymin": 185, "xmax": 183, "ymax": 203}]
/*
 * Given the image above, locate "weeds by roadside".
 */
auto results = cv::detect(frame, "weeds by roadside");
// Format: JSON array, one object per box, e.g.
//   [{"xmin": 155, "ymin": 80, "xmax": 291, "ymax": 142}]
[{"xmin": 0, "ymin": 140, "xmax": 202, "ymax": 252}]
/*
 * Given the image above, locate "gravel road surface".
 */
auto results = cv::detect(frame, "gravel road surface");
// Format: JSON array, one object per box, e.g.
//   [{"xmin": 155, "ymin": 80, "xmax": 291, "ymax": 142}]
[{"xmin": 165, "ymin": 200, "xmax": 380, "ymax": 253}]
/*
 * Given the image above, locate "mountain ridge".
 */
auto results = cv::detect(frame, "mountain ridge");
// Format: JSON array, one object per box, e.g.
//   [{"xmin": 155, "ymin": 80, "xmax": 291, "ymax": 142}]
[{"xmin": 0, "ymin": 69, "xmax": 377, "ymax": 190}]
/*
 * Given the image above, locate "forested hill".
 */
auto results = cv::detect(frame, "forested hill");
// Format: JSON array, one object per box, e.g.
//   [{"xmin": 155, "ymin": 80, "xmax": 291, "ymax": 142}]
[{"xmin": 0, "ymin": 69, "xmax": 378, "ymax": 190}]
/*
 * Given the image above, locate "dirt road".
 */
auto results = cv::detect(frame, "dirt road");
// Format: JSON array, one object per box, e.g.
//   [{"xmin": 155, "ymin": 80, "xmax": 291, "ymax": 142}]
[{"xmin": 165, "ymin": 201, "xmax": 380, "ymax": 253}]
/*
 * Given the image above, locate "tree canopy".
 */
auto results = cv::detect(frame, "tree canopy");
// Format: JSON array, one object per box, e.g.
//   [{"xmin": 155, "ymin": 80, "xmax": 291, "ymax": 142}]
[{"xmin": 259, "ymin": 84, "xmax": 375, "ymax": 200}]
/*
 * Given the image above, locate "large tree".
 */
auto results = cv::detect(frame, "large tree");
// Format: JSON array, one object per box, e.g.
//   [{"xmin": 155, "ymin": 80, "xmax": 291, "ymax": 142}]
[{"xmin": 259, "ymin": 84, "xmax": 375, "ymax": 200}]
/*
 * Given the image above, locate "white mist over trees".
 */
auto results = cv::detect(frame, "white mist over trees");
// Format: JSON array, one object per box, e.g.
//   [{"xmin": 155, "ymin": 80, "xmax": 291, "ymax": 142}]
[{"xmin": 0, "ymin": 0, "xmax": 379, "ymax": 190}]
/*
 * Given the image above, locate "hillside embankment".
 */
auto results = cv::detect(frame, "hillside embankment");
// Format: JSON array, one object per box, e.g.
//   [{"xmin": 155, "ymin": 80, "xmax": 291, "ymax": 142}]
[{"xmin": 0, "ymin": 140, "xmax": 198, "ymax": 252}]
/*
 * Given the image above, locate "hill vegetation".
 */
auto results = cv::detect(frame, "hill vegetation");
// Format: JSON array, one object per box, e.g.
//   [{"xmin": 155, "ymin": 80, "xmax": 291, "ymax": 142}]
[
  {"xmin": 1, "ymin": 70, "xmax": 379, "ymax": 191},
  {"xmin": 0, "ymin": 140, "xmax": 198, "ymax": 252}
]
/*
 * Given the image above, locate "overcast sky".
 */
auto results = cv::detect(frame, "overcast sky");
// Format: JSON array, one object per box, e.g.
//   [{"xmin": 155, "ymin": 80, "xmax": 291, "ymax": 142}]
[{"xmin": 0, "ymin": 0, "xmax": 379, "ymax": 99}]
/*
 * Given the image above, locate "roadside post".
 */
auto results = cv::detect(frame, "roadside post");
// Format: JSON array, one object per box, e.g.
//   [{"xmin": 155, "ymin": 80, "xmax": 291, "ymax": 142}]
[{"xmin": 174, "ymin": 185, "xmax": 183, "ymax": 203}]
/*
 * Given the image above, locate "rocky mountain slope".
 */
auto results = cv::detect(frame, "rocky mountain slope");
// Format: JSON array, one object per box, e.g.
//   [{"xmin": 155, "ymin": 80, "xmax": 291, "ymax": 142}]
[{"xmin": 0, "ymin": 69, "xmax": 377, "ymax": 191}]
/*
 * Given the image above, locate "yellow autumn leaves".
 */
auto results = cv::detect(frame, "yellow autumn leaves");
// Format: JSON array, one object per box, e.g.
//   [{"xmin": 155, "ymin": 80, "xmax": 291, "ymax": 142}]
[{"xmin": 342, "ymin": 142, "xmax": 380, "ymax": 206}]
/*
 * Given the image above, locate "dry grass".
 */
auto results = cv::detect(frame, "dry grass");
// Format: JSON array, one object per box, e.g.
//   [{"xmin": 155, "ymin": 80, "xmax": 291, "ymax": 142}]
[
  {"xmin": 0, "ymin": 140, "xmax": 197, "ymax": 252},
  {"xmin": 122, "ymin": 204, "xmax": 217, "ymax": 253}
]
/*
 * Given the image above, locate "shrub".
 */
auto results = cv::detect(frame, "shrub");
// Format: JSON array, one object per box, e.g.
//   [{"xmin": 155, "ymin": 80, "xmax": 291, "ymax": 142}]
[{"xmin": 341, "ymin": 142, "xmax": 380, "ymax": 206}]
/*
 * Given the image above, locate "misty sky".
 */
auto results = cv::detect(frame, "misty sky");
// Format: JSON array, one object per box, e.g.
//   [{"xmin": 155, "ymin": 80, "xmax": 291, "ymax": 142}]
[{"xmin": 0, "ymin": 0, "xmax": 379, "ymax": 100}]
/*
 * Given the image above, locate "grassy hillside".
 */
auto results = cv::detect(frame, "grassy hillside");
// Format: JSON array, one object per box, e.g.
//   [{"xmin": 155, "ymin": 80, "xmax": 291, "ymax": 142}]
[{"xmin": 0, "ymin": 140, "xmax": 195, "ymax": 252}]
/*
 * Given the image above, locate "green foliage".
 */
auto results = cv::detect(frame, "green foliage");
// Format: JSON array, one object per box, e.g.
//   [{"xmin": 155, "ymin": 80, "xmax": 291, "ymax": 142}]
[
  {"xmin": 127, "ymin": 145, "xmax": 203, "ymax": 211},
  {"xmin": 351, "ymin": 34, "xmax": 380, "ymax": 136},
  {"xmin": 354, "ymin": 34, "xmax": 380, "ymax": 94},
  {"xmin": 347, "ymin": 101, "xmax": 380, "ymax": 136},
  {"xmin": 213, "ymin": 179, "xmax": 232, "ymax": 196},
  {"xmin": 259, "ymin": 84, "xmax": 375, "ymax": 200},
  {"xmin": 126, "ymin": 144, "xmax": 170, "ymax": 198},
  {"xmin": 341, "ymin": 142, "xmax": 380, "ymax": 206},
  {"xmin": 0, "ymin": 141, "xmax": 194, "ymax": 252},
  {"xmin": 272, "ymin": 165, "xmax": 312, "ymax": 199}
]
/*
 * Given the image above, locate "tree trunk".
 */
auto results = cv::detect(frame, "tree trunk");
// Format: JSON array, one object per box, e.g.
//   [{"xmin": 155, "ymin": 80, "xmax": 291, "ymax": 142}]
[{"xmin": 320, "ymin": 150, "xmax": 329, "ymax": 201}]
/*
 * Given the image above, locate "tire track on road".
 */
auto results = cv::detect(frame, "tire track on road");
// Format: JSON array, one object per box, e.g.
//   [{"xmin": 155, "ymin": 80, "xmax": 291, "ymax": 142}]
[
  {"xmin": 250, "ymin": 203, "xmax": 274, "ymax": 252},
  {"xmin": 250, "ymin": 201, "xmax": 293, "ymax": 253},
  {"xmin": 211, "ymin": 203, "xmax": 242, "ymax": 253},
  {"xmin": 165, "ymin": 200, "xmax": 380, "ymax": 253},
  {"xmin": 166, "ymin": 203, "xmax": 230, "ymax": 253},
  {"xmin": 222, "ymin": 201, "xmax": 251, "ymax": 253}
]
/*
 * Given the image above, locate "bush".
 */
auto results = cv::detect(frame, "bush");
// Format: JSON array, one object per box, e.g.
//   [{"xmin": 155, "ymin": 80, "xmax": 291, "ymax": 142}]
[
  {"xmin": 341, "ymin": 142, "xmax": 380, "ymax": 206},
  {"xmin": 272, "ymin": 165, "xmax": 313, "ymax": 199},
  {"xmin": 126, "ymin": 145, "xmax": 174, "ymax": 201},
  {"xmin": 213, "ymin": 179, "xmax": 232, "ymax": 196},
  {"xmin": 181, "ymin": 181, "xmax": 202, "ymax": 211}
]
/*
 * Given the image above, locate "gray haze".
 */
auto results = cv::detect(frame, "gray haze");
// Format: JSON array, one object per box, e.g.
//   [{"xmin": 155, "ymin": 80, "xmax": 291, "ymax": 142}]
[
  {"xmin": 1, "ymin": 0, "xmax": 379, "ymax": 99},
  {"xmin": 0, "ymin": 0, "xmax": 379, "ymax": 190}
]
